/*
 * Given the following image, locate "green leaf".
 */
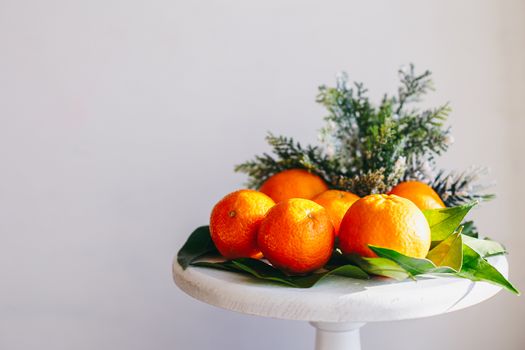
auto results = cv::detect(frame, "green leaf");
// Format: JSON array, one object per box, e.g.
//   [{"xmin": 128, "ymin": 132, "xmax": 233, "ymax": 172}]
[
  {"xmin": 369, "ymin": 245, "xmax": 456, "ymax": 275},
  {"xmin": 460, "ymin": 220, "xmax": 479, "ymax": 238},
  {"xmin": 462, "ymin": 235, "xmax": 506, "ymax": 258},
  {"xmin": 423, "ymin": 202, "xmax": 477, "ymax": 242},
  {"xmin": 193, "ymin": 258, "xmax": 369, "ymax": 288},
  {"xmin": 288, "ymin": 264, "xmax": 370, "ymax": 288},
  {"xmin": 191, "ymin": 260, "xmax": 242, "ymax": 275},
  {"xmin": 230, "ymin": 259, "xmax": 304, "ymax": 287},
  {"xmin": 345, "ymin": 254, "xmax": 410, "ymax": 281},
  {"xmin": 177, "ymin": 226, "xmax": 218, "ymax": 269},
  {"xmin": 328, "ymin": 264, "xmax": 371, "ymax": 280},
  {"xmin": 179, "ymin": 226, "xmax": 518, "ymax": 295},
  {"xmin": 426, "ymin": 229, "xmax": 463, "ymax": 271},
  {"xmin": 458, "ymin": 244, "xmax": 519, "ymax": 295}
]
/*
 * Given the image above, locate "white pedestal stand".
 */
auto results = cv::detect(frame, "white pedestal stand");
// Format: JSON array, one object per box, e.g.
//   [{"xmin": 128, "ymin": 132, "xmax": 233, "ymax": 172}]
[
  {"xmin": 173, "ymin": 256, "xmax": 507, "ymax": 350},
  {"xmin": 311, "ymin": 322, "xmax": 365, "ymax": 350}
]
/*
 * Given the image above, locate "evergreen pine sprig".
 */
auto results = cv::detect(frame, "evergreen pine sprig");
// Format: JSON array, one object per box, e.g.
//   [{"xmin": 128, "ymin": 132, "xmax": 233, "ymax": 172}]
[
  {"xmin": 234, "ymin": 133, "xmax": 338, "ymax": 189},
  {"xmin": 431, "ymin": 168, "xmax": 496, "ymax": 206},
  {"xmin": 393, "ymin": 64, "xmax": 433, "ymax": 114},
  {"xmin": 235, "ymin": 64, "xmax": 493, "ymax": 201}
]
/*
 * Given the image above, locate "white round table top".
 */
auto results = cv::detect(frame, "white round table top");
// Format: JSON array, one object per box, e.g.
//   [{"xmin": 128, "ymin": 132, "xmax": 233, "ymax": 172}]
[{"xmin": 172, "ymin": 255, "xmax": 507, "ymax": 323}]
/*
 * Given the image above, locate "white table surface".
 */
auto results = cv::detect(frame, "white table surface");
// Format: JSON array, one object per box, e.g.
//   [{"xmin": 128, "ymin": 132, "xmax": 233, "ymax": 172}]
[{"xmin": 172, "ymin": 255, "xmax": 507, "ymax": 323}]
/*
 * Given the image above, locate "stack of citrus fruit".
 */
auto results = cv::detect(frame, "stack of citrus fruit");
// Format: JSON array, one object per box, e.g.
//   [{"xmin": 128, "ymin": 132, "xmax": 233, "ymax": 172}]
[{"xmin": 209, "ymin": 169, "xmax": 446, "ymax": 274}]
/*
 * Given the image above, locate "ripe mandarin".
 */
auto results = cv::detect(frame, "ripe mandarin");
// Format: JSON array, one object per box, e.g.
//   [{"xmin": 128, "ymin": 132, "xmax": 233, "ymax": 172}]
[
  {"xmin": 210, "ymin": 189, "xmax": 275, "ymax": 259},
  {"xmin": 388, "ymin": 181, "xmax": 445, "ymax": 210},
  {"xmin": 259, "ymin": 169, "xmax": 328, "ymax": 203},
  {"xmin": 338, "ymin": 194, "xmax": 431, "ymax": 258},
  {"xmin": 313, "ymin": 190, "xmax": 360, "ymax": 235},
  {"xmin": 257, "ymin": 198, "xmax": 334, "ymax": 274}
]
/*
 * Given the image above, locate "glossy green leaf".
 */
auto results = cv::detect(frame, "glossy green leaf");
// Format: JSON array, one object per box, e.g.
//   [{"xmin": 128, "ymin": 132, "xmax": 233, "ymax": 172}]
[
  {"xmin": 230, "ymin": 259, "xmax": 306, "ymax": 287},
  {"xmin": 286, "ymin": 264, "xmax": 370, "ymax": 287},
  {"xmin": 423, "ymin": 202, "xmax": 477, "ymax": 242},
  {"xmin": 426, "ymin": 230, "xmax": 463, "ymax": 271},
  {"xmin": 178, "ymin": 225, "xmax": 518, "ymax": 295},
  {"xmin": 177, "ymin": 226, "xmax": 218, "ymax": 269},
  {"xmin": 369, "ymin": 245, "xmax": 456, "ymax": 275},
  {"xmin": 458, "ymin": 244, "xmax": 519, "ymax": 295},
  {"xmin": 462, "ymin": 235, "xmax": 506, "ymax": 258},
  {"xmin": 191, "ymin": 260, "xmax": 239, "ymax": 272},
  {"xmin": 193, "ymin": 258, "xmax": 369, "ymax": 288},
  {"xmin": 345, "ymin": 254, "xmax": 410, "ymax": 281}
]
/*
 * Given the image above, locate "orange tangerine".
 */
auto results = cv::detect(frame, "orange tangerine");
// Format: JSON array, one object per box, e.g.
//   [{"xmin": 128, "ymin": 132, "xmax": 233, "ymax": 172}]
[
  {"xmin": 313, "ymin": 190, "xmax": 360, "ymax": 235},
  {"xmin": 338, "ymin": 194, "xmax": 431, "ymax": 258},
  {"xmin": 388, "ymin": 181, "xmax": 445, "ymax": 210},
  {"xmin": 259, "ymin": 169, "xmax": 328, "ymax": 203},
  {"xmin": 257, "ymin": 198, "xmax": 334, "ymax": 274},
  {"xmin": 210, "ymin": 189, "xmax": 275, "ymax": 259}
]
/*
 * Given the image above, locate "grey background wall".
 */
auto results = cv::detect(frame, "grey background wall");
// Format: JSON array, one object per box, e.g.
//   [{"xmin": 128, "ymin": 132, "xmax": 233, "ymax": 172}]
[{"xmin": 1, "ymin": 1, "xmax": 524, "ymax": 349}]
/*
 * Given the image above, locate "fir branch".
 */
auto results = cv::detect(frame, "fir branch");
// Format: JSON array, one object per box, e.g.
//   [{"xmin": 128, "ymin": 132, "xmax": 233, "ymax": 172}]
[
  {"xmin": 234, "ymin": 133, "xmax": 337, "ymax": 188},
  {"xmin": 430, "ymin": 168, "xmax": 495, "ymax": 207},
  {"xmin": 317, "ymin": 66, "xmax": 450, "ymax": 187},
  {"xmin": 394, "ymin": 63, "xmax": 433, "ymax": 114},
  {"xmin": 317, "ymin": 76, "xmax": 374, "ymax": 174},
  {"xmin": 236, "ymin": 64, "xmax": 492, "ymax": 204},
  {"xmin": 399, "ymin": 104, "xmax": 452, "ymax": 174}
]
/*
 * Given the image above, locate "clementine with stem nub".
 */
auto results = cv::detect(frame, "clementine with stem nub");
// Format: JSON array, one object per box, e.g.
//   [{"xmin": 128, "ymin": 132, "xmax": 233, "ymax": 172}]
[
  {"xmin": 210, "ymin": 189, "xmax": 275, "ymax": 259},
  {"xmin": 339, "ymin": 194, "xmax": 431, "ymax": 258},
  {"xmin": 257, "ymin": 198, "xmax": 334, "ymax": 274}
]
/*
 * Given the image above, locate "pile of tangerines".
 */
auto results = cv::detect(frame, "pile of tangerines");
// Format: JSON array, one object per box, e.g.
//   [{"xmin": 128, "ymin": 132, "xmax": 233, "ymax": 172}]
[{"xmin": 210, "ymin": 169, "xmax": 445, "ymax": 275}]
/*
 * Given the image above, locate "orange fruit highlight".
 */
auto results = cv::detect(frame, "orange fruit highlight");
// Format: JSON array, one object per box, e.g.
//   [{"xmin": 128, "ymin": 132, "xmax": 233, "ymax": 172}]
[
  {"xmin": 259, "ymin": 169, "xmax": 328, "ymax": 203},
  {"xmin": 389, "ymin": 181, "xmax": 446, "ymax": 210},
  {"xmin": 338, "ymin": 194, "xmax": 431, "ymax": 258},
  {"xmin": 257, "ymin": 198, "xmax": 334, "ymax": 274},
  {"xmin": 210, "ymin": 189, "xmax": 275, "ymax": 259},
  {"xmin": 313, "ymin": 190, "xmax": 360, "ymax": 235}
]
